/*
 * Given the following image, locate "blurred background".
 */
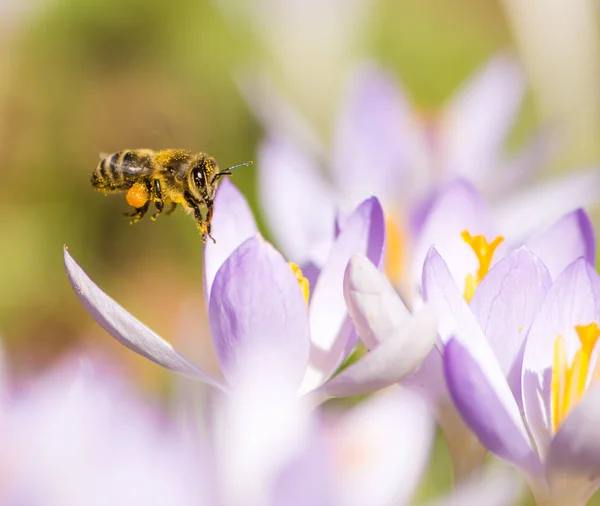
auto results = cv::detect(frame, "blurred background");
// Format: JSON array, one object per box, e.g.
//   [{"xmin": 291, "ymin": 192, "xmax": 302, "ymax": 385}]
[{"xmin": 1, "ymin": 0, "xmax": 599, "ymax": 503}]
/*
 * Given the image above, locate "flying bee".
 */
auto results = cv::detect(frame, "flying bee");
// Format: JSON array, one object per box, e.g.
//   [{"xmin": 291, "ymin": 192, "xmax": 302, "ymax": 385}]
[{"xmin": 90, "ymin": 149, "xmax": 252, "ymax": 243}]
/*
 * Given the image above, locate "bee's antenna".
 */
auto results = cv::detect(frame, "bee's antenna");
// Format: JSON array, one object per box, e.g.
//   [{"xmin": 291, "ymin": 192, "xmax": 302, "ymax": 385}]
[{"xmin": 214, "ymin": 160, "xmax": 253, "ymax": 180}]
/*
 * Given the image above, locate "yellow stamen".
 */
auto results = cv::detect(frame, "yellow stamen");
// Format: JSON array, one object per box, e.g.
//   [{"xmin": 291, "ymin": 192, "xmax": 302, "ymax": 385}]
[
  {"xmin": 551, "ymin": 323, "xmax": 600, "ymax": 433},
  {"xmin": 461, "ymin": 231, "xmax": 504, "ymax": 302},
  {"xmin": 384, "ymin": 215, "xmax": 406, "ymax": 286},
  {"xmin": 288, "ymin": 262, "xmax": 310, "ymax": 304}
]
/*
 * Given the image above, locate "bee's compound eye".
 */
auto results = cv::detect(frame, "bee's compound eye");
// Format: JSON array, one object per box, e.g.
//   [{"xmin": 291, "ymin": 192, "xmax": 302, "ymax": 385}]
[{"xmin": 192, "ymin": 166, "xmax": 206, "ymax": 189}]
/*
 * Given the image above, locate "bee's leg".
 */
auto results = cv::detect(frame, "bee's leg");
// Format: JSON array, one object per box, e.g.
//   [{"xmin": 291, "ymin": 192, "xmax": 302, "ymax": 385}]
[
  {"xmin": 125, "ymin": 201, "xmax": 150, "ymax": 224},
  {"xmin": 184, "ymin": 192, "xmax": 213, "ymax": 244},
  {"xmin": 150, "ymin": 179, "xmax": 165, "ymax": 221},
  {"xmin": 165, "ymin": 202, "xmax": 177, "ymax": 216},
  {"xmin": 205, "ymin": 199, "xmax": 216, "ymax": 243}
]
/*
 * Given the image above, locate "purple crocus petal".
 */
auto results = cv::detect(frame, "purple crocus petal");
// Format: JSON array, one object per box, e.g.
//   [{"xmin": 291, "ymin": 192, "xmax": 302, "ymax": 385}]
[
  {"xmin": 258, "ymin": 137, "xmax": 336, "ymax": 266},
  {"xmin": 444, "ymin": 338, "xmax": 541, "ymax": 473},
  {"xmin": 331, "ymin": 63, "xmax": 414, "ymax": 208},
  {"xmin": 546, "ymin": 385, "xmax": 600, "ymax": 482},
  {"xmin": 300, "ymin": 197, "xmax": 385, "ymax": 393},
  {"xmin": 204, "ymin": 179, "xmax": 258, "ymax": 303},
  {"xmin": 343, "ymin": 253, "xmax": 410, "ymax": 350},
  {"xmin": 422, "ymin": 247, "xmax": 488, "ymax": 347},
  {"xmin": 493, "ymin": 167, "xmax": 600, "ymax": 244},
  {"xmin": 208, "ymin": 235, "xmax": 310, "ymax": 388},
  {"xmin": 470, "ymin": 247, "xmax": 552, "ymax": 402},
  {"xmin": 328, "ymin": 388, "xmax": 434, "ymax": 506},
  {"xmin": 413, "ymin": 179, "xmax": 496, "ymax": 294},
  {"xmin": 423, "ymin": 248, "xmax": 533, "ymax": 457},
  {"xmin": 442, "ymin": 55, "xmax": 525, "ymax": 183},
  {"xmin": 313, "ymin": 305, "xmax": 437, "ymax": 401},
  {"xmin": 64, "ymin": 248, "xmax": 223, "ymax": 389},
  {"xmin": 522, "ymin": 259, "xmax": 600, "ymax": 458},
  {"xmin": 527, "ymin": 209, "xmax": 596, "ymax": 279}
]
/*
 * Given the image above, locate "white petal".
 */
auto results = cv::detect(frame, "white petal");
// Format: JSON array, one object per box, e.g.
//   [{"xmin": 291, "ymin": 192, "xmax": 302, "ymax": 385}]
[
  {"xmin": 64, "ymin": 248, "xmax": 224, "ymax": 389},
  {"xmin": 343, "ymin": 253, "xmax": 410, "ymax": 349},
  {"xmin": 312, "ymin": 305, "xmax": 437, "ymax": 401}
]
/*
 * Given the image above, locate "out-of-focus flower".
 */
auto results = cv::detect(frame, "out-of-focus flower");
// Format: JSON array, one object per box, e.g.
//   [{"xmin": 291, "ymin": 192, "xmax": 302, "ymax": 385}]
[
  {"xmin": 247, "ymin": 56, "xmax": 600, "ymax": 291},
  {"xmin": 64, "ymin": 180, "xmax": 437, "ymax": 405},
  {"xmin": 0, "ymin": 358, "xmax": 203, "ymax": 506},
  {"xmin": 423, "ymin": 208, "xmax": 600, "ymax": 503},
  {"xmin": 205, "ymin": 350, "xmax": 521, "ymax": 506}
]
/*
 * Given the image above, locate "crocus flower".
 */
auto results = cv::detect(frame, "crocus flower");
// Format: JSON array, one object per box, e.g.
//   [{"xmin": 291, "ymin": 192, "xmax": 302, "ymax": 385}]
[
  {"xmin": 425, "ymin": 215, "xmax": 600, "ymax": 503},
  {"xmin": 0, "ymin": 357, "xmax": 203, "ymax": 506},
  {"xmin": 348, "ymin": 176, "xmax": 595, "ymax": 482},
  {"xmin": 64, "ymin": 180, "xmax": 437, "ymax": 405},
  {"xmin": 246, "ymin": 55, "xmax": 600, "ymax": 288}
]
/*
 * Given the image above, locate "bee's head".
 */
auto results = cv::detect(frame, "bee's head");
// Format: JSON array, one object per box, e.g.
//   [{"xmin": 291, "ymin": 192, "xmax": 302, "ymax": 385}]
[{"xmin": 189, "ymin": 155, "xmax": 218, "ymax": 201}]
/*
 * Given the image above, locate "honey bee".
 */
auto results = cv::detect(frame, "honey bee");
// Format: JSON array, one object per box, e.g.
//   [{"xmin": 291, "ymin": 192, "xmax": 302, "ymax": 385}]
[{"xmin": 90, "ymin": 149, "xmax": 251, "ymax": 243}]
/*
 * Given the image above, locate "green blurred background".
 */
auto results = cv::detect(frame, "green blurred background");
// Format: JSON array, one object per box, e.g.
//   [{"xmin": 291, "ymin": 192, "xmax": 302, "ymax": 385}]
[{"xmin": 0, "ymin": 0, "xmax": 599, "ymax": 503}]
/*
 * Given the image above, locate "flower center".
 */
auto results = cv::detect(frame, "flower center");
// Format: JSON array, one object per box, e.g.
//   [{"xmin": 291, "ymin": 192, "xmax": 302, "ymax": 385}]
[
  {"xmin": 288, "ymin": 262, "xmax": 309, "ymax": 304},
  {"xmin": 384, "ymin": 215, "xmax": 406, "ymax": 287},
  {"xmin": 551, "ymin": 322, "xmax": 600, "ymax": 433},
  {"xmin": 461, "ymin": 231, "xmax": 504, "ymax": 303}
]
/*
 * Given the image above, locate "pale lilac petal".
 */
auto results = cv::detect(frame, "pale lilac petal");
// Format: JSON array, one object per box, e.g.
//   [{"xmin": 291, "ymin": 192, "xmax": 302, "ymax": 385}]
[
  {"xmin": 444, "ymin": 338, "xmax": 540, "ymax": 473},
  {"xmin": 442, "ymin": 55, "xmax": 525, "ymax": 183},
  {"xmin": 423, "ymin": 248, "xmax": 533, "ymax": 458},
  {"xmin": 343, "ymin": 253, "xmax": 410, "ymax": 350},
  {"xmin": 328, "ymin": 388, "xmax": 434, "ymax": 506},
  {"xmin": 470, "ymin": 247, "xmax": 552, "ymax": 401},
  {"xmin": 204, "ymin": 179, "xmax": 258, "ymax": 302},
  {"xmin": 547, "ymin": 385, "xmax": 600, "ymax": 481},
  {"xmin": 493, "ymin": 167, "xmax": 600, "ymax": 243},
  {"xmin": 413, "ymin": 180, "xmax": 497, "ymax": 294},
  {"xmin": 300, "ymin": 197, "xmax": 385, "ymax": 393},
  {"xmin": 332, "ymin": 63, "xmax": 414, "ymax": 207},
  {"xmin": 522, "ymin": 259, "xmax": 600, "ymax": 457},
  {"xmin": 313, "ymin": 306, "xmax": 437, "ymax": 401},
  {"xmin": 208, "ymin": 236, "xmax": 310, "ymax": 388},
  {"xmin": 404, "ymin": 347, "xmax": 448, "ymax": 404},
  {"xmin": 422, "ymin": 247, "xmax": 488, "ymax": 347},
  {"xmin": 258, "ymin": 137, "xmax": 336, "ymax": 266},
  {"xmin": 64, "ymin": 248, "xmax": 223, "ymax": 388},
  {"xmin": 527, "ymin": 209, "xmax": 596, "ymax": 279}
]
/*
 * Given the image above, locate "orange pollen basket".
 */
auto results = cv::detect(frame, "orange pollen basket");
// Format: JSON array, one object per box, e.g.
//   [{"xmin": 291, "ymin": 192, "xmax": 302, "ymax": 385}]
[
  {"xmin": 551, "ymin": 322, "xmax": 600, "ymax": 433},
  {"xmin": 460, "ymin": 231, "xmax": 504, "ymax": 303},
  {"xmin": 288, "ymin": 262, "xmax": 310, "ymax": 304}
]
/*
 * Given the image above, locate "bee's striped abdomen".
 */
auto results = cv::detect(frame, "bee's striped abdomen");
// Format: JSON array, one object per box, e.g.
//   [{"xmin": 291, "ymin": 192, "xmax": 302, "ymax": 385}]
[{"xmin": 91, "ymin": 150, "xmax": 154, "ymax": 192}]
